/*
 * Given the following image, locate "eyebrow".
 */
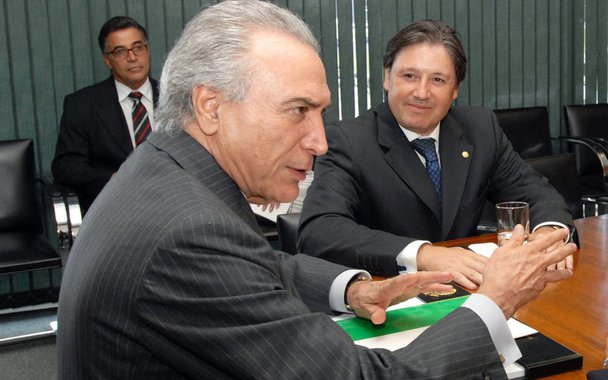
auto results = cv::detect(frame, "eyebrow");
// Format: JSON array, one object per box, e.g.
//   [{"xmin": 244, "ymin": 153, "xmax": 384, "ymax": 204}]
[
  {"xmin": 398, "ymin": 67, "xmax": 452, "ymax": 77},
  {"xmin": 108, "ymin": 40, "xmax": 145, "ymax": 49},
  {"xmin": 284, "ymin": 97, "xmax": 331, "ymax": 111}
]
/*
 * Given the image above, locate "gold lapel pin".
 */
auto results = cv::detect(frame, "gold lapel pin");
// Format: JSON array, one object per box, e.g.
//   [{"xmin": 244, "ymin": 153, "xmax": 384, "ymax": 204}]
[{"xmin": 462, "ymin": 151, "xmax": 469, "ymax": 158}]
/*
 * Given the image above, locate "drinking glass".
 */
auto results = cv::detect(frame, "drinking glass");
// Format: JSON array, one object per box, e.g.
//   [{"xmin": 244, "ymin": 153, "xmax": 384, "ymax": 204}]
[{"xmin": 495, "ymin": 201, "xmax": 529, "ymax": 246}]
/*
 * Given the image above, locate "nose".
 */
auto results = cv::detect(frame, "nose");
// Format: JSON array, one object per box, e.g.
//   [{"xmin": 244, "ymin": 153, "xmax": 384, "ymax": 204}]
[
  {"xmin": 413, "ymin": 78, "xmax": 430, "ymax": 99},
  {"xmin": 301, "ymin": 113, "xmax": 328, "ymax": 156},
  {"xmin": 126, "ymin": 49, "xmax": 138, "ymax": 61}
]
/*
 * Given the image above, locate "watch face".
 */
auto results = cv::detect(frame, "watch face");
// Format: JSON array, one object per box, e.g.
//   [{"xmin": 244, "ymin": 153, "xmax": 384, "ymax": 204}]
[{"xmin": 417, "ymin": 282, "xmax": 470, "ymax": 303}]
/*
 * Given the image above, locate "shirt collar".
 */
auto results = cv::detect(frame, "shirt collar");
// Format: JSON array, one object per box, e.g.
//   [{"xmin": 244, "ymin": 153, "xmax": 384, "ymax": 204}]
[
  {"xmin": 399, "ymin": 123, "xmax": 441, "ymax": 143},
  {"xmin": 115, "ymin": 78, "xmax": 152, "ymax": 103}
]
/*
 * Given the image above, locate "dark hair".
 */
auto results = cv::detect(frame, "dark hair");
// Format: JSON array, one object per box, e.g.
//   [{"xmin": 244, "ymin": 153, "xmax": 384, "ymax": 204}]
[
  {"xmin": 98, "ymin": 16, "xmax": 148, "ymax": 53},
  {"xmin": 383, "ymin": 19, "xmax": 467, "ymax": 84}
]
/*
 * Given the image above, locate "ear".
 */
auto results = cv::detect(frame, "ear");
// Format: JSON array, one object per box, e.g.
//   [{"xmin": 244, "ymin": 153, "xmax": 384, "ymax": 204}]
[
  {"xmin": 452, "ymin": 85, "xmax": 459, "ymax": 101},
  {"xmin": 102, "ymin": 55, "xmax": 113, "ymax": 71},
  {"xmin": 383, "ymin": 67, "xmax": 390, "ymax": 91},
  {"xmin": 192, "ymin": 85, "xmax": 222, "ymax": 135}
]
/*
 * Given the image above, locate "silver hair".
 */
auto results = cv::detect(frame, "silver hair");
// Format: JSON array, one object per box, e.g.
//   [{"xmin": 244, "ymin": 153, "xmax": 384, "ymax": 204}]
[{"xmin": 156, "ymin": 0, "xmax": 320, "ymax": 133}]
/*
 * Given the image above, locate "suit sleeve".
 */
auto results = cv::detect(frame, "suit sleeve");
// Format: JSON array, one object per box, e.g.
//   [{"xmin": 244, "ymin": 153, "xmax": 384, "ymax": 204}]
[
  {"xmin": 51, "ymin": 94, "xmax": 115, "ymax": 199},
  {"xmin": 485, "ymin": 112, "xmax": 574, "ymax": 229},
  {"xmin": 136, "ymin": 210, "xmax": 506, "ymax": 379},
  {"xmin": 298, "ymin": 123, "xmax": 411, "ymax": 276}
]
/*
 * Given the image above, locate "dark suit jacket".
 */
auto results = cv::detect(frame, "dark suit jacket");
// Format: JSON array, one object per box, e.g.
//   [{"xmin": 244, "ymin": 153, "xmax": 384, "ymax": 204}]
[
  {"xmin": 51, "ymin": 76, "xmax": 159, "ymax": 213},
  {"xmin": 57, "ymin": 130, "xmax": 508, "ymax": 379},
  {"xmin": 298, "ymin": 102, "xmax": 573, "ymax": 276}
]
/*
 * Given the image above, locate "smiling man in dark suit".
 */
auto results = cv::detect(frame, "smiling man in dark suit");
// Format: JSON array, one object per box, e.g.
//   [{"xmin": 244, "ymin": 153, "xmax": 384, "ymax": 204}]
[
  {"xmin": 298, "ymin": 20, "xmax": 575, "ymax": 288},
  {"xmin": 57, "ymin": 2, "xmax": 575, "ymax": 379},
  {"xmin": 52, "ymin": 16, "xmax": 158, "ymax": 213}
]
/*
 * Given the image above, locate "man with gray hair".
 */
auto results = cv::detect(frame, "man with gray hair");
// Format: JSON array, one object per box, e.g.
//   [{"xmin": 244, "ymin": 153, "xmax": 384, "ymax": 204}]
[{"xmin": 57, "ymin": 1, "xmax": 574, "ymax": 379}]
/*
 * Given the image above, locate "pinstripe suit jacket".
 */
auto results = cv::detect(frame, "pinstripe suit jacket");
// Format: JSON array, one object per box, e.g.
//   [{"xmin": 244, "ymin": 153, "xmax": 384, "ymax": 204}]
[{"xmin": 57, "ymin": 130, "xmax": 507, "ymax": 379}]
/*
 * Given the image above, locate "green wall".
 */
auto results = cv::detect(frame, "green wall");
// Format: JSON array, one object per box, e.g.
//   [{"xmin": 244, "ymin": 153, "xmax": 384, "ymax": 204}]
[
  {"xmin": 1, "ymin": 0, "xmax": 607, "ymax": 307},
  {"xmin": 1, "ymin": 0, "xmax": 607, "ymax": 178}
]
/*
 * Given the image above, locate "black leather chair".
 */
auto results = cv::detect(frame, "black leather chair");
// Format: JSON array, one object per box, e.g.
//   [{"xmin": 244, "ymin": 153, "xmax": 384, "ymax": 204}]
[
  {"xmin": 494, "ymin": 106, "xmax": 552, "ymax": 159},
  {"xmin": 478, "ymin": 153, "xmax": 584, "ymax": 231},
  {"xmin": 525, "ymin": 153, "xmax": 583, "ymax": 219},
  {"xmin": 276, "ymin": 212, "xmax": 301, "ymax": 255},
  {"xmin": 0, "ymin": 139, "xmax": 62, "ymax": 275},
  {"xmin": 0, "ymin": 139, "xmax": 66, "ymax": 309},
  {"xmin": 479, "ymin": 106, "xmax": 555, "ymax": 230},
  {"xmin": 479, "ymin": 106, "xmax": 587, "ymax": 230},
  {"xmin": 564, "ymin": 103, "xmax": 608, "ymax": 195}
]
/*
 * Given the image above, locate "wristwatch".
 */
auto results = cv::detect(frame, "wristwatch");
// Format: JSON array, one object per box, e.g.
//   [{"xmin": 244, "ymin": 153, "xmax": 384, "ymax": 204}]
[{"xmin": 344, "ymin": 274, "xmax": 371, "ymax": 312}]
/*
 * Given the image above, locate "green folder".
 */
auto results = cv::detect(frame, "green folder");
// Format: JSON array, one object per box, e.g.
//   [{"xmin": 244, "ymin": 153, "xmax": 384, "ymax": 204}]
[{"xmin": 336, "ymin": 296, "xmax": 469, "ymax": 341}]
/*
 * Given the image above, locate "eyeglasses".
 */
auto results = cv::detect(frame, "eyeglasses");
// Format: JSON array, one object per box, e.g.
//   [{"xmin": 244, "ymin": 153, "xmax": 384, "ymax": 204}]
[{"xmin": 105, "ymin": 42, "xmax": 148, "ymax": 59}]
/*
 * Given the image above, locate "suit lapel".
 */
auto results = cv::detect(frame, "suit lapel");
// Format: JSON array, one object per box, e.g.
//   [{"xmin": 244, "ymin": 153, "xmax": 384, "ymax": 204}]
[
  {"xmin": 438, "ymin": 111, "xmax": 473, "ymax": 239},
  {"xmin": 376, "ymin": 103, "xmax": 442, "ymax": 222},
  {"xmin": 95, "ymin": 77, "xmax": 133, "ymax": 155}
]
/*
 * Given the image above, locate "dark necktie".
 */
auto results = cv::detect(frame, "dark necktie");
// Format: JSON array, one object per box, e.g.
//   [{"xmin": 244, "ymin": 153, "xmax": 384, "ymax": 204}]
[
  {"xmin": 128, "ymin": 91, "xmax": 151, "ymax": 146},
  {"xmin": 410, "ymin": 138, "xmax": 442, "ymax": 202}
]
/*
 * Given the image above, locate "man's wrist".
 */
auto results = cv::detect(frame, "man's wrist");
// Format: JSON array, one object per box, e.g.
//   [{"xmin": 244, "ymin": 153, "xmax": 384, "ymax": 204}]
[
  {"xmin": 329, "ymin": 270, "xmax": 370, "ymax": 313},
  {"xmin": 396, "ymin": 240, "xmax": 430, "ymax": 274},
  {"xmin": 344, "ymin": 274, "xmax": 372, "ymax": 312},
  {"xmin": 533, "ymin": 221, "xmax": 570, "ymax": 243},
  {"xmin": 462, "ymin": 294, "xmax": 522, "ymax": 366}
]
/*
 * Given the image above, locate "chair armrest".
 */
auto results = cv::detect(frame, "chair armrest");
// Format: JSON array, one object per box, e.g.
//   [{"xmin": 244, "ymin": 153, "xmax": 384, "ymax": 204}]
[
  {"xmin": 277, "ymin": 212, "xmax": 301, "ymax": 255},
  {"xmin": 560, "ymin": 138, "xmax": 608, "ymax": 216},
  {"xmin": 560, "ymin": 136, "xmax": 608, "ymax": 191},
  {"xmin": 581, "ymin": 193, "xmax": 608, "ymax": 217},
  {"xmin": 41, "ymin": 176, "xmax": 82, "ymax": 251}
]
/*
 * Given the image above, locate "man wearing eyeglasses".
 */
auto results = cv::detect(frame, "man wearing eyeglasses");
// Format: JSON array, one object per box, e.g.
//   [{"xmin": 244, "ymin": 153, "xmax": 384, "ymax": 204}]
[{"xmin": 52, "ymin": 16, "xmax": 158, "ymax": 214}]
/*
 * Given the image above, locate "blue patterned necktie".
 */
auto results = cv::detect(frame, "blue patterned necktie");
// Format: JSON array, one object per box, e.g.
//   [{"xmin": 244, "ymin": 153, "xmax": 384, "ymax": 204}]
[{"xmin": 410, "ymin": 138, "xmax": 442, "ymax": 203}]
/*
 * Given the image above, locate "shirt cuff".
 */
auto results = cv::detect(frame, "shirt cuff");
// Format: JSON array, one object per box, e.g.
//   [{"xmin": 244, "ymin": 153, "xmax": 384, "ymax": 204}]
[
  {"xmin": 532, "ymin": 221, "xmax": 570, "ymax": 243},
  {"xmin": 329, "ymin": 270, "xmax": 371, "ymax": 313},
  {"xmin": 462, "ymin": 294, "xmax": 522, "ymax": 367},
  {"xmin": 396, "ymin": 240, "xmax": 431, "ymax": 274}
]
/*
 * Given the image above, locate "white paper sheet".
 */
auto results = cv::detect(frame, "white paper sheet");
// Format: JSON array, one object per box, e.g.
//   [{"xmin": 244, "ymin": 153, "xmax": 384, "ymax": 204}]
[
  {"xmin": 250, "ymin": 203, "xmax": 291, "ymax": 223},
  {"xmin": 468, "ymin": 242, "xmax": 499, "ymax": 257}
]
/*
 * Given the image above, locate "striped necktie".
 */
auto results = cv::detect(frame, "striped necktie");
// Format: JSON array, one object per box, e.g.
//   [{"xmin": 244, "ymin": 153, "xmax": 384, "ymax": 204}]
[
  {"xmin": 410, "ymin": 138, "xmax": 442, "ymax": 203},
  {"xmin": 128, "ymin": 91, "xmax": 151, "ymax": 146}
]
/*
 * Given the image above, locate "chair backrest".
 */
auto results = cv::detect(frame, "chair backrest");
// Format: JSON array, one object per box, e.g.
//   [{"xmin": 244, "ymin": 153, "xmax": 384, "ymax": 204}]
[
  {"xmin": 0, "ymin": 139, "xmax": 43, "ymax": 234},
  {"xmin": 494, "ymin": 106, "xmax": 552, "ymax": 159},
  {"xmin": 276, "ymin": 212, "xmax": 301, "ymax": 255},
  {"xmin": 564, "ymin": 104, "xmax": 608, "ymax": 193},
  {"xmin": 526, "ymin": 153, "xmax": 583, "ymax": 219},
  {"xmin": 565, "ymin": 103, "xmax": 608, "ymax": 138}
]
